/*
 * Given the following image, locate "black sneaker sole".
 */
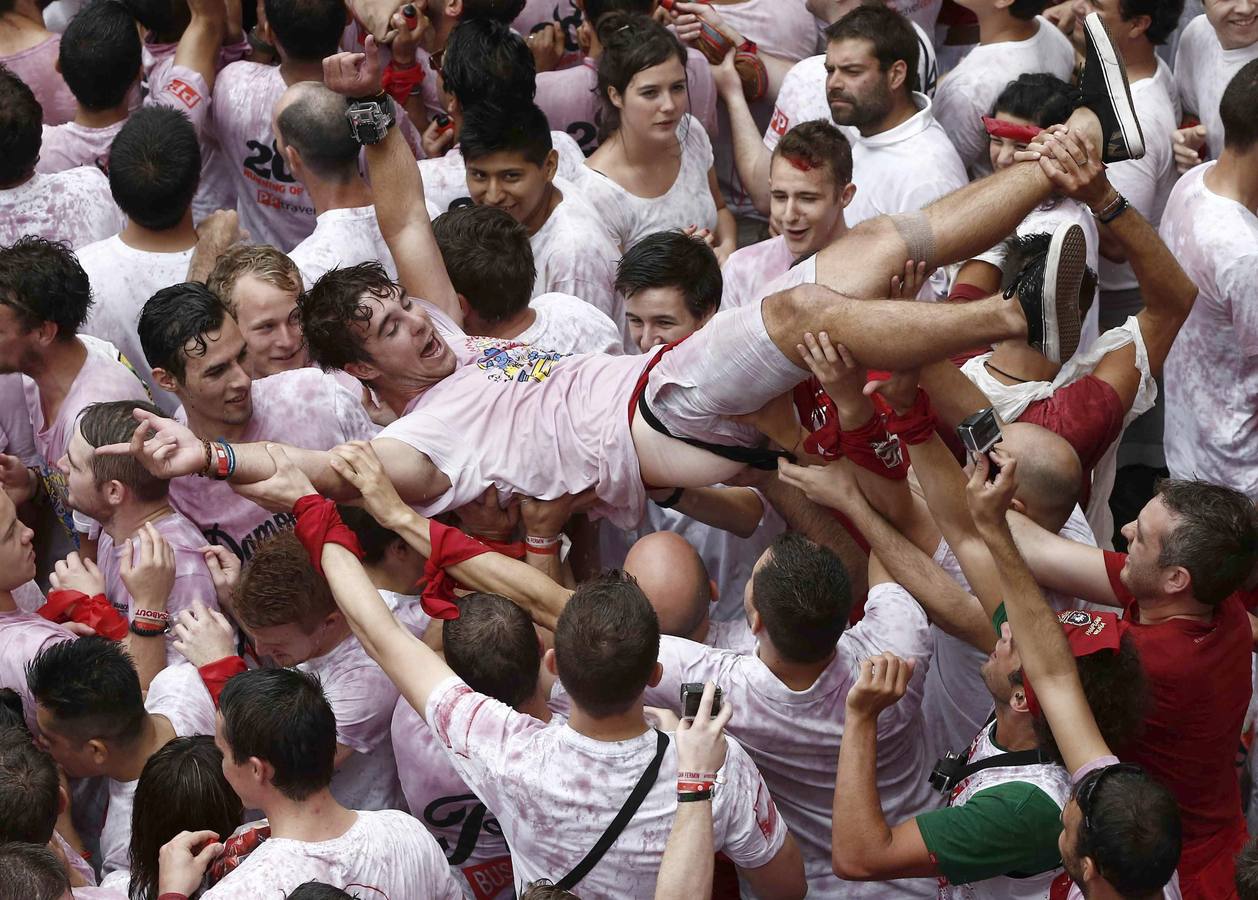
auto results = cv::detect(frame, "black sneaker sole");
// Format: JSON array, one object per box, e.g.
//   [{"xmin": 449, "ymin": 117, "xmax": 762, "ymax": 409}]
[
  {"xmin": 1041, "ymin": 223, "xmax": 1086, "ymax": 364},
  {"xmin": 1084, "ymin": 13, "xmax": 1145, "ymax": 162}
]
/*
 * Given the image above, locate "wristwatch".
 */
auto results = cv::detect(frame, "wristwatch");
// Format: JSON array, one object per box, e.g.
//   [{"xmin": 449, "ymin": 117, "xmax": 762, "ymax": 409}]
[{"xmin": 345, "ymin": 93, "xmax": 396, "ymax": 145}]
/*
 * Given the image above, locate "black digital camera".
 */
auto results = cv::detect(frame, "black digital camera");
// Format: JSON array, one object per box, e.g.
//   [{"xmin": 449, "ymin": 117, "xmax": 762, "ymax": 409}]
[
  {"xmin": 680, "ymin": 683, "xmax": 722, "ymax": 718},
  {"xmin": 929, "ymin": 751, "xmax": 968, "ymax": 793},
  {"xmin": 956, "ymin": 407, "xmax": 1002, "ymax": 481}
]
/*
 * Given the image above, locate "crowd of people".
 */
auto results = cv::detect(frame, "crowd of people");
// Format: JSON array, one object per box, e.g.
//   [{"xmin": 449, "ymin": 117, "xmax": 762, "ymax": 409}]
[{"xmin": 0, "ymin": 0, "xmax": 1256, "ymax": 896}]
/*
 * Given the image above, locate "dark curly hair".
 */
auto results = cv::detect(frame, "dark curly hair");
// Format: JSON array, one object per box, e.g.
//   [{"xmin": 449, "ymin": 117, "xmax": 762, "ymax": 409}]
[
  {"xmin": 299, "ymin": 262, "xmax": 398, "ymax": 370},
  {"xmin": 0, "ymin": 237, "xmax": 93, "ymax": 338},
  {"xmin": 1012, "ymin": 631, "xmax": 1147, "ymax": 764}
]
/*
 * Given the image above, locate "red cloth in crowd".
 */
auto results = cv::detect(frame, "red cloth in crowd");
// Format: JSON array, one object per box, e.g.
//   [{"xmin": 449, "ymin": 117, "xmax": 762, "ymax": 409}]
[
  {"xmin": 1017, "ymin": 375, "xmax": 1125, "ymax": 507},
  {"xmin": 37, "ymin": 589, "xmax": 128, "ymax": 640},
  {"xmin": 293, "ymin": 495, "xmax": 363, "ymax": 576},
  {"xmin": 420, "ymin": 520, "xmax": 498, "ymax": 619},
  {"xmin": 1103, "ymin": 551, "xmax": 1252, "ymax": 892}
]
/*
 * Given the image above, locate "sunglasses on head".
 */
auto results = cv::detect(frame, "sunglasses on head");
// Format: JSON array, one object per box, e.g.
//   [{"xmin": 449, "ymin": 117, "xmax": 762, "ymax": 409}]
[{"xmin": 1076, "ymin": 762, "xmax": 1145, "ymax": 836}]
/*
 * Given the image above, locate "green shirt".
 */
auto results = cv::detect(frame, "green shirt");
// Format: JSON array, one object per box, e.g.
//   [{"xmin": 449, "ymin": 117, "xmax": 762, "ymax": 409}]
[{"xmin": 914, "ymin": 602, "xmax": 1063, "ymax": 885}]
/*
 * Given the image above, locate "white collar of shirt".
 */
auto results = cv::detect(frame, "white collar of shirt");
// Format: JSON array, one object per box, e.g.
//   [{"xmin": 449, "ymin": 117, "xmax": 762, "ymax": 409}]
[{"xmin": 851, "ymin": 92, "xmax": 936, "ymax": 149}]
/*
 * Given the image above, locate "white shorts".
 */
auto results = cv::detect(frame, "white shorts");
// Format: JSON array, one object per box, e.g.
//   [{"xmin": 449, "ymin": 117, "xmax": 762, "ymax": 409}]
[{"xmin": 643, "ymin": 302, "xmax": 807, "ymax": 449}]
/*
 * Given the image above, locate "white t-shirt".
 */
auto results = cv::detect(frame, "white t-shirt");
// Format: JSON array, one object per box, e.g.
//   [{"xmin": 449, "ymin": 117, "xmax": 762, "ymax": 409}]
[
  {"xmin": 529, "ymin": 177, "xmax": 622, "ymax": 325},
  {"xmin": 37, "ymin": 65, "xmax": 211, "ymax": 174},
  {"xmin": 425, "ymin": 676, "xmax": 787, "ymax": 898},
  {"xmin": 922, "ymin": 504, "xmax": 1095, "ymax": 759},
  {"xmin": 201, "ymin": 809, "xmax": 464, "ymax": 899},
  {"xmin": 78, "ymin": 234, "xmax": 196, "ymax": 414},
  {"xmin": 1100, "ymin": 59, "xmax": 1180, "ymax": 292},
  {"xmin": 170, "ymin": 369, "xmax": 379, "ymax": 559},
  {"xmin": 97, "ymin": 510, "xmax": 224, "ymax": 667},
  {"xmin": 391, "ymin": 695, "xmax": 525, "ymax": 900},
  {"xmin": 211, "ymin": 62, "xmax": 314, "ymax": 251},
  {"xmin": 0, "ymin": 372, "xmax": 38, "ymax": 465},
  {"xmin": 1159, "ymin": 162, "xmax": 1258, "ymax": 499},
  {"xmin": 298, "ymin": 634, "xmax": 405, "ymax": 812},
  {"xmin": 581, "ymin": 114, "xmax": 718, "ymax": 251},
  {"xmin": 763, "ymin": 26, "xmax": 941, "ymax": 155},
  {"xmin": 420, "ymin": 131, "xmax": 587, "ymax": 215},
  {"xmin": 932, "ymin": 18, "xmax": 1076, "ymax": 175},
  {"xmin": 289, "ymin": 204, "xmax": 399, "ymax": 290},
  {"xmin": 637, "ymin": 584, "xmax": 938, "ymax": 899},
  {"xmin": 0, "ymin": 169, "xmax": 125, "ymax": 249},
  {"xmin": 0, "ymin": 611, "xmax": 75, "ymax": 733},
  {"xmin": 376, "ymin": 336, "xmax": 653, "ymax": 528},
  {"xmin": 721, "ymin": 234, "xmax": 796, "ymax": 310},
  {"xmin": 514, "ymin": 292, "xmax": 623, "ymax": 356},
  {"xmin": 379, "ymin": 588, "xmax": 432, "ymax": 638},
  {"xmin": 99, "ymin": 663, "xmax": 217, "ymax": 886},
  {"xmin": 535, "ymin": 49, "xmax": 719, "ymax": 157},
  {"xmin": 1174, "ymin": 14, "xmax": 1258, "ymax": 163}
]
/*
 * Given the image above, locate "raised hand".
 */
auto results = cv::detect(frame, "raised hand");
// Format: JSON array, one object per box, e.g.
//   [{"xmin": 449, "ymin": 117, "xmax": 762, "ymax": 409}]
[
  {"xmin": 172, "ymin": 601, "xmax": 239, "ymax": 668},
  {"xmin": 453, "ymin": 487, "xmax": 521, "ymax": 542},
  {"xmin": 119, "ymin": 522, "xmax": 176, "ymax": 612},
  {"xmin": 797, "ymin": 332, "xmax": 864, "ymax": 406},
  {"xmin": 964, "ymin": 448, "xmax": 1019, "ymax": 535},
  {"xmin": 890, "ymin": 260, "xmax": 932, "ymax": 299},
  {"xmin": 1171, "ymin": 124, "xmax": 1207, "ymax": 174},
  {"xmin": 323, "ymin": 36, "xmax": 383, "ymax": 98},
  {"xmin": 157, "ymin": 830, "xmax": 225, "ymax": 897},
  {"xmin": 863, "ymin": 367, "xmax": 921, "ymax": 415},
  {"xmin": 0, "ymin": 453, "xmax": 36, "ymax": 505},
  {"xmin": 520, "ymin": 488, "xmax": 597, "ymax": 539},
  {"xmin": 675, "ymin": 681, "xmax": 733, "ymax": 773},
  {"xmin": 777, "ymin": 458, "xmax": 860, "ymax": 514},
  {"xmin": 327, "ymin": 440, "xmax": 408, "ymax": 529},
  {"xmin": 845, "ymin": 652, "xmax": 914, "ymax": 721},
  {"xmin": 229, "ymin": 443, "xmax": 316, "ymax": 513},
  {"xmin": 94, "ymin": 409, "xmax": 206, "ymax": 480},
  {"xmin": 50, "ymin": 552, "xmax": 105, "ymax": 598},
  {"xmin": 200, "ymin": 544, "xmax": 242, "ymax": 608},
  {"xmin": 526, "ymin": 22, "xmax": 565, "ymax": 72}
]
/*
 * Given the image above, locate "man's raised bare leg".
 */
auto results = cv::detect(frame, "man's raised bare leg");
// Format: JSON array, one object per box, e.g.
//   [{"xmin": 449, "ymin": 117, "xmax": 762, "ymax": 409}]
[{"xmin": 761, "ymin": 284, "xmax": 1025, "ymax": 372}]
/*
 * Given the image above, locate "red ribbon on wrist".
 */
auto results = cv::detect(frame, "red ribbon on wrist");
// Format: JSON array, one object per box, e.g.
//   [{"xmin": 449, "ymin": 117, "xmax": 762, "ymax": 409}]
[
  {"xmin": 474, "ymin": 536, "xmax": 527, "ymax": 560},
  {"xmin": 198, "ymin": 655, "xmax": 248, "ymax": 707},
  {"xmin": 838, "ymin": 413, "xmax": 909, "ymax": 480},
  {"xmin": 293, "ymin": 495, "xmax": 364, "ymax": 576},
  {"xmin": 38, "ymin": 589, "xmax": 128, "ymax": 641},
  {"xmin": 381, "ymin": 59, "xmax": 425, "ymax": 105},
  {"xmin": 417, "ymin": 521, "xmax": 498, "ymax": 620},
  {"xmin": 879, "ymin": 388, "xmax": 938, "ymax": 446}
]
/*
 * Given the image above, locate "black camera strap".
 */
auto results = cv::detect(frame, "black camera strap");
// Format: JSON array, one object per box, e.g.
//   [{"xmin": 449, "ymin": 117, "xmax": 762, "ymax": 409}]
[
  {"xmin": 958, "ymin": 748, "xmax": 1053, "ymax": 782},
  {"xmin": 554, "ymin": 729, "xmax": 669, "ymax": 891}
]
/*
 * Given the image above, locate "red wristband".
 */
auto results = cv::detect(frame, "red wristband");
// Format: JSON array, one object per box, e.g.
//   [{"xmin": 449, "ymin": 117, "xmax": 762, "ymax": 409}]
[
  {"xmin": 838, "ymin": 414, "xmax": 909, "ymax": 480},
  {"xmin": 38, "ymin": 589, "xmax": 129, "ymax": 641},
  {"xmin": 880, "ymin": 389, "xmax": 938, "ymax": 446},
  {"xmin": 293, "ymin": 494, "xmax": 364, "ymax": 576},
  {"xmin": 198, "ymin": 655, "xmax": 248, "ymax": 707}
]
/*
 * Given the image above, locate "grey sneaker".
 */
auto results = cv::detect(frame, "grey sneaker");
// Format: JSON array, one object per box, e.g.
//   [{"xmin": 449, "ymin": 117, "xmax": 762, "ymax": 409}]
[{"xmin": 1002, "ymin": 223, "xmax": 1088, "ymax": 365}]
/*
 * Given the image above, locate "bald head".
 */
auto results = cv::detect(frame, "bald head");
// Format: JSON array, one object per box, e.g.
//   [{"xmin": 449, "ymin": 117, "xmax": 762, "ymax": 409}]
[
  {"xmin": 623, "ymin": 531, "xmax": 712, "ymax": 640},
  {"xmin": 273, "ymin": 82, "xmax": 359, "ymax": 184},
  {"xmin": 999, "ymin": 421, "xmax": 1083, "ymax": 532}
]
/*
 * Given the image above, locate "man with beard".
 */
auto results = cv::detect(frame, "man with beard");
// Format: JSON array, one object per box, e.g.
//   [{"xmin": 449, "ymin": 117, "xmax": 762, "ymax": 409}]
[{"xmin": 721, "ymin": 5, "xmax": 965, "ymax": 296}]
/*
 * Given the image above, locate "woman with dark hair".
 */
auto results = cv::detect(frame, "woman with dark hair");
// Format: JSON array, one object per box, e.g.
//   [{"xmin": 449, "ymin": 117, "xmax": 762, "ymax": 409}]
[
  {"xmin": 947, "ymin": 72, "xmax": 1101, "ymax": 369},
  {"xmin": 581, "ymin": 14, "xmax": 737, "ymax": 263},
  {"xmin": 128, "ymin": 736, "xmax": 243, "ymax": 900}
]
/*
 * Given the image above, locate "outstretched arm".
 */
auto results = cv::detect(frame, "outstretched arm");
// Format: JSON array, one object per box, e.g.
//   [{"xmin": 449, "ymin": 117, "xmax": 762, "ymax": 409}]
[
  {"xmin": 327, "ymin": 442, "xmax": 573, "ymax": 631},
  {"xmin": 707, "ymin": 50, "xmax": 771, "ymax": 215},
  {"xmin": 966, "ymin": 454, "xmax": 1112, "ymax": 772},
  {"xmin": 1005, "ymin": 512, "xmax": 1118, "ymax": 606},
  {"xmin": 175, "ymin": 0, "xmax": 226, "ymax": 93},
  {"xmin": 778, "ymin": 459, "xmax": 993, "ymax": 652},
  {"xmin": 322, "ymin": 42, "xmax": 461, "ymax": 325},
  {"xmin": 832, "ymin": 653, "xmax": 935, "ymax": 880}
]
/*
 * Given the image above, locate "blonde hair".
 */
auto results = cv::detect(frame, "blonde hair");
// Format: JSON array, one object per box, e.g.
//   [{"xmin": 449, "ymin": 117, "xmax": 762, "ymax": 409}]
[{"xmin": 206, "ymin": 244, "xmax": 301, "ymax": 315}]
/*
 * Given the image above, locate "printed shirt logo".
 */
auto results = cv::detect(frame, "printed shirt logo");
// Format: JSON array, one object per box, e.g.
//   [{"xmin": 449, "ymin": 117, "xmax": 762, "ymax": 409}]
[
  {"xmin": 770, "ymin": 107, "xmax": 790, "ymax": 136},
  {"xmin": 165, "ymin": 78, "xmax": 202, "ymax": 108},
  {"xmin": 475, "ymin": 344, "xmax": 570, "ymax": 384}
]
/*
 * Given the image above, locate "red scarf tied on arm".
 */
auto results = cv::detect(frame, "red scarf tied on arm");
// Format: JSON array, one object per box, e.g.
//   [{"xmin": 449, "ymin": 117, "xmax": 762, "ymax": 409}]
[
  {"xmin": 879, "ymin": 388, "xmax": 938, "ymax": 446},
  {"xmin": 292, "ymin": 494, "xmax": 363, "ymax": 576},
  {"xmin": 38, "ymin": 589, "xmax": 128, "ymax": 640},
  {"xmin": 418, "ymin": 521, "xmax": 501, "ymax": 620}
]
